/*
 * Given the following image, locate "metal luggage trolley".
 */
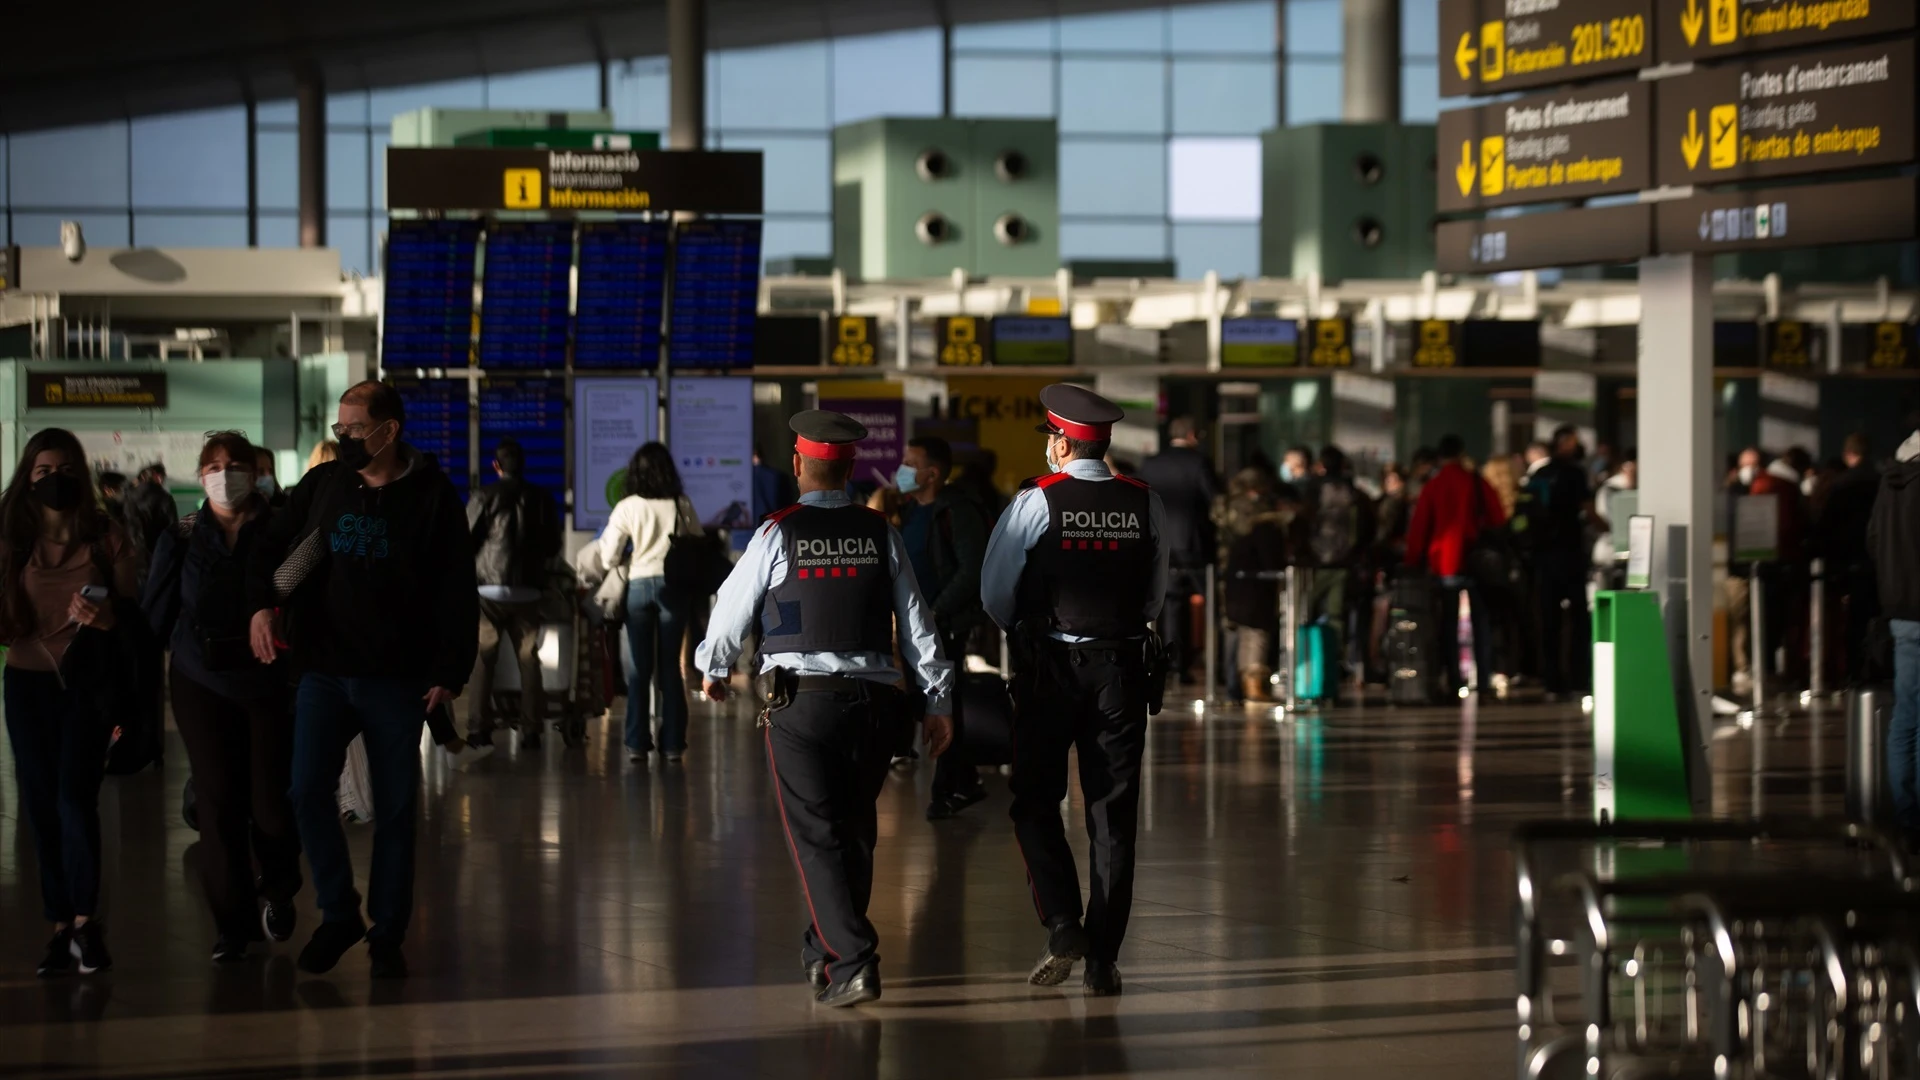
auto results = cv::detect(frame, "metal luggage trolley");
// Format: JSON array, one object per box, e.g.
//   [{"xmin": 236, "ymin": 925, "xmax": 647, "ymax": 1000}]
[
  {"xmin": 487, "ymin": 562, "xmax": 602, "ymax": 747},
  {"xmin": 1512, "ymin": 819, "xmax": 1920, "ymax": 1080}
]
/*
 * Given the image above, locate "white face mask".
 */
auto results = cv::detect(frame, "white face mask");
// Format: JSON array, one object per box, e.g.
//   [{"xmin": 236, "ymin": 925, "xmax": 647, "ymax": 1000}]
[
  {"xmin": 201, "ymin": 468, "xmax": 254, "ymax": 510},
  {"xmin": 256, "ymin": 474, "xmax": 280, "ymax": 498},
  {"xmin": 1045, "ymin": 437, "xmax": 1065, "ymax": 474},
  {"xmin": 1737, "ymin": 465, "xmax": 1757, "ymax": 486}
]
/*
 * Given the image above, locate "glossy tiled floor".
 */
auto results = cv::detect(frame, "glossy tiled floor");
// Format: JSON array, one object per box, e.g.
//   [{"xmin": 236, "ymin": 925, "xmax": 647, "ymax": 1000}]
[{"xmin": 0, "ymin": 685, "xmax": 1844, "ymax": 1079}]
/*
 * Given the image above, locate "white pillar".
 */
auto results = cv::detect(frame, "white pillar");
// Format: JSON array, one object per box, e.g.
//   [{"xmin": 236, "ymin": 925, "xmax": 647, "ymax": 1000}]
[{"xmin": 1637, "ymin": 254, "xmax": 1714, "ymax": 724}]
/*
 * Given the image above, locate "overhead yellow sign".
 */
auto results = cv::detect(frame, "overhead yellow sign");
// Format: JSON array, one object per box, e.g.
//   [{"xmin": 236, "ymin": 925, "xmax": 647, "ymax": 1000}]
[
  {"xmin": 503, "ymin": 168, "xmax": 542, "ymax": 209},
  {"xmin": 938, "ymin": 316, "xmax": 986, "ymax": 366},
  {"xmin": 1414, "ymin": 321, "xmax": 1459, "ymax": 369},
  {"xmin": 1869, "ymin": 322, "xmax": 1912, "ymax": 369},
  {"xmin": 829, "ymin": 316, "xmax": 878, "ymax": 367}
]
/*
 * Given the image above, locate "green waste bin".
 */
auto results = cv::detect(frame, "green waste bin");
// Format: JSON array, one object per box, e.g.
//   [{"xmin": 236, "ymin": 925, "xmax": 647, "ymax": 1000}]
[{"xmin": 1592, "ymin": 591, "xmax": 1693, "ymax": 823}]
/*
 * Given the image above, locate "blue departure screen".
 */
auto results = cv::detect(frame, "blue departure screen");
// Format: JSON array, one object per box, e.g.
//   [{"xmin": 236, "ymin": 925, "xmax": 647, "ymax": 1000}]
[
  {"xmin": 478, "ymin": 221, "xmax": 572, "ymax": 370},
  {"xmin": 382, "ymin": 220, "xmax": 480, "ymax": 368},
  {"xmin": 390, "ymin": 376, "xmax": 471, "ymax": 501},
  {"xmin": 669, "ymin": 219, "xmax": 762, "ymax": 370},
  {"xmin": 479, "ymin": 377, "xmax": 566, "ymax": 496},
  {"xmin": 575, "ymin": 220, "xmax": 669, "ymax": 370}
]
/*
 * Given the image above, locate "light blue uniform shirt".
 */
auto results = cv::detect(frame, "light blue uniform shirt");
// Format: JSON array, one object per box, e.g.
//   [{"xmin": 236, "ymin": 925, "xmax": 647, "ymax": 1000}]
[
  {"xmin": 696, "ymin": 489, "xmax": 955, "ymax": 714},
  {"xmin": 980, "ymin": 458, "xmax": 1171, "ymax": 641}
]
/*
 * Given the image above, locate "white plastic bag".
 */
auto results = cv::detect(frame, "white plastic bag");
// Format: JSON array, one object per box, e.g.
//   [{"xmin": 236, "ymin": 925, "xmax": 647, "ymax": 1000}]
[{"xmin": 337, "ymin": 734, "xmax": 374, "ymax": 825}]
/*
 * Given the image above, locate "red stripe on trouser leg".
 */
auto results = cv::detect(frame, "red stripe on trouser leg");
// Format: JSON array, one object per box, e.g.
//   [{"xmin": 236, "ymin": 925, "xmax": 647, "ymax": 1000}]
[
  {"xmin": 1007, "ymin": 696, "xmax": 1047, "ymax": 922},
  {"xmin": 765, "ymin": 723, "xmax": 840, "ymax": 983}
]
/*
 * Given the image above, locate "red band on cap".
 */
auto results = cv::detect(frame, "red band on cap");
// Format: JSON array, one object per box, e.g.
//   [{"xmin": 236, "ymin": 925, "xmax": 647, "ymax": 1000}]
[
  {"xmin": 796, "ymin": 435, "xmax": 858, "ymax": 461},
  {"xmin": 1046, "ymin": 410, "xmax": 1108, "ymax": 441}
]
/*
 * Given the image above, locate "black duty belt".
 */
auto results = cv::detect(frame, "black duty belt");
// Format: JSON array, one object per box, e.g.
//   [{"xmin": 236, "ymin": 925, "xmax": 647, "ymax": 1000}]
[
  {"xmin": 1042, "ymin": 636, "xmax": 1145, "ymax": 651},
  {"xmin": 794, "ymin": 674, "xmax": 872, "ymax": 694}
]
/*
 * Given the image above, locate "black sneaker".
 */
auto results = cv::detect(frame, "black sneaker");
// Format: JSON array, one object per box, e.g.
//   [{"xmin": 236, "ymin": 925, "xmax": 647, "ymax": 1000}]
[
  {"xmin": 297, "ymin": 920, "xmax": 366, "ymax": 975},
  {"xmin": 37, "ymin": 929, "xmax": 74, "ymax": 977},
  {"xmin": 211, "ymin": 934, "xmax": 250, "ymax": 964},
  {"xmin": 261, "ymin": 899, "xmax": 296, "ymax": 943},
  {"xmin": 1028, "ymin": 917, "xmax": 1088, "ymax": 987},
  {"xmin": 368, "ymin": 940, "xmax": 408, "ymax": 979},
  {"xmin": 69, "ymin": 922, "xmax": 111, "ymax": 974},
  {"xmin": 926, "ymin": 785, "xmax": 989, "ymax": 821}
]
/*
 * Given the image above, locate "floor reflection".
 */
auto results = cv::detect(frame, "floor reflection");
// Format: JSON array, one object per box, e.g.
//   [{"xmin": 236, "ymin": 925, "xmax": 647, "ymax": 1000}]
[{"xmin": 0, "ymin": 685, "xmax": 1842, "ymax": 1078}]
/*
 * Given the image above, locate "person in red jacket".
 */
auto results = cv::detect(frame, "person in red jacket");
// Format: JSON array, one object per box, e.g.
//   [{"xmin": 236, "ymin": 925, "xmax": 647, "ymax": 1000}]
[{"xmin": 1405, "ymin": 434, "xmax": 1507, "ymax": 696}]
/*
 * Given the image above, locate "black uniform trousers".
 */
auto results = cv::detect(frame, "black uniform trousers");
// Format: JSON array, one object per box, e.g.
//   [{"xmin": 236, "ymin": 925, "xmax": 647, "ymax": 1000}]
[
  {"xmin": 1008, "ymin": 641, "xmax": 1148, "ymax": 964},
  {"xmin": 764, "ymin": 680, "xmax": 903, "ymax": 986}
]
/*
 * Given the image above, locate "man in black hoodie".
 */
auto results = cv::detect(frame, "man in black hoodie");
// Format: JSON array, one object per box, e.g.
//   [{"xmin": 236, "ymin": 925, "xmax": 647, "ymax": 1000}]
[
  {"xmin": 247, "ymin": 380, "xmax": 477, "ymax": 979},
  {"xmin": 1820, "ymin": 433, "xmax": 1880, "ymax": 684},
  {"xmin": 1871, "ymin": 423, "xmax": 1920, "ymax": 839}
]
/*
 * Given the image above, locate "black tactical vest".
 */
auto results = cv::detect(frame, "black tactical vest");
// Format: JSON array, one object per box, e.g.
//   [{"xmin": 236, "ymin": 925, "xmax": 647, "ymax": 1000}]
[
  {"xmin": 1015, "ymin": 472, "xmax": 1155, "ymax": 639},
  {"xmin": 759, "ymin": 504, "xmax": 895, "ymax": 654}
]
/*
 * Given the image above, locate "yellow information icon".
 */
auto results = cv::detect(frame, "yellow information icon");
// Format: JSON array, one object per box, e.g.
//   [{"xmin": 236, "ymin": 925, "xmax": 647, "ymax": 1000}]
[
  {"xmin": 1708, "ymin": 105, "xmax": 1739, "ymax": 170},
  {"xmin": 1480, "ymin": 137, "xmax": 1506, "ymax": 197},
  {"xmin": 1709, "ymin": 0, "xmax": 1738, "ymax": 45},
  {"xmin": 838, "ymin": 317, "xmax": 868, "ymax": 345},
  {"xmin": 503, "ymin": 169, "xmax": 542, "ymax": 209}
]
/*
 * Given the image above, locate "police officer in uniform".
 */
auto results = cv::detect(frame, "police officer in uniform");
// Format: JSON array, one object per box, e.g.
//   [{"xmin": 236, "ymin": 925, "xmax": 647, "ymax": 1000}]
[
  {"xmin": 697, "ymin": 410, "xmax": 954, "ymax": 1008},
  {"xmin": 980, "ymin": 384, "xmax": 1169, "ymax": 997}
]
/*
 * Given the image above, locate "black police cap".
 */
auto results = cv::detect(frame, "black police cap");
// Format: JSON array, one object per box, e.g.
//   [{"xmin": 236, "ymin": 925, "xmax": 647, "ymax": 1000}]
[
  {"xmin": 1035, "ymin": 384, "xmax": 1124, "ymax": 440},
  {"xmin": 790, "ymin": 409, "xmax": 868, "ymax": 461}
]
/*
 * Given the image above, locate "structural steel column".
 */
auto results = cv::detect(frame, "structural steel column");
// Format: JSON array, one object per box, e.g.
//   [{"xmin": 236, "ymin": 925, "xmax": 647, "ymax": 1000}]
[
  {"xmin": 1637, "ymin": 254, "xmax": 1715, "ymax": 727},
  {"xmin": 1341, "ymin": 0, "xmax": 1400, "ymax": 123},
  {"xmin": 296, "ymin": 68, "xmax": 326, "ymax": 248},
  {"xmin": 669, "ymin": 0, "xmax": 706, "ymax": 151}
]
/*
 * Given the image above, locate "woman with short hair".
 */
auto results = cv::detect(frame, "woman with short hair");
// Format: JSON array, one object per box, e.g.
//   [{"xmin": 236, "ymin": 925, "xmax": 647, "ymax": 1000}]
[{"xmin": 143, "ymin": 431, "xmax": 302, "ymax": 962}]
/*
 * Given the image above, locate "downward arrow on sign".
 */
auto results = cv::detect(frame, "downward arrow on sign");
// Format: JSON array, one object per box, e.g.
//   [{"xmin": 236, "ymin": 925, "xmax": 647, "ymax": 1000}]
[
  {"xmin": 1681, "ymin": 0, "xmax": 1704, "ymax": 46},
  {"xmin": 1681, "ymin": 109, "xmax": 1705, "ymax": 170},
  {"xmin": 1455, "ymin": 141, "xmax": 1477, "ymax": 197}
]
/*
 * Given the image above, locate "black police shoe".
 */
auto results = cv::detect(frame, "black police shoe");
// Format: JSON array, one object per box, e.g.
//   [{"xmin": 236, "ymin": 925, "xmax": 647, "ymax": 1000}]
[
  {"xmin": 805, "ymin": 959, "xmax": 828, "ymax": 993},
  {"xmin": 368, "ymin": 940, "xmax": 408, "ymax": 980},
  {"xmin": 1029, "ymin": 917, "xmax": 1089, "ymax": 987},
  {"xmin": 297, "ymin": 919, "xmax": 366, "ymax": 975},
  {"xmin": 816, "ymin": 963, "xmax": 881, "ymax": 1008},
  {"xmin": 1083, "ymin": 958, "xmax": 1123, "ymax": 997}
]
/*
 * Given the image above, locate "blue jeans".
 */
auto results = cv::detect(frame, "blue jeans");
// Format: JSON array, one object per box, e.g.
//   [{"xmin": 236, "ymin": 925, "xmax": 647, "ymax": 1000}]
[
  {"xmin": 1887, "ymin": 620, "xmax": 1920, "ymax": 829},
  {"xmin": 3, "ymin": 668, "xmax": 110, "ymax": 923},
  {"xmin": 625, "ymin": 576, "xmax": 691, "ymax": 755},
  {"xmin": 289, "ymin": 673, "xmax": 425, "ymax": 944},
  {"xmin": 1438, "ymin": 575, "xmax": 1496, "ymax": 694}
]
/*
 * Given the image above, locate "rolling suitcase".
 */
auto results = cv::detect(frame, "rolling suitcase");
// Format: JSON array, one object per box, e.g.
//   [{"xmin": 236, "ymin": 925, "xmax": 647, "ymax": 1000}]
[
  {"xmin": 1294, "ymin": 620, "xmax": 1335, "ymax": 702},
  {"xmin": 1386, "ymin": 575, "xmax": 1436, "ymax": 706}
]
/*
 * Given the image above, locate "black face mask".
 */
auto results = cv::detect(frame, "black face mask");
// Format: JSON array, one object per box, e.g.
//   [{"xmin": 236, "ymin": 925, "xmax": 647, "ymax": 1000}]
[
  {"xmin": 31, "ymin": 472, "xmax": 83, "ymax": 512},
  {"xmin": 335, "ymin": 436, "xmax": 372, "ymax": 471},
  {"xmin": 335, "ymin": 423, "xmax": 389, "ymax": 472}
]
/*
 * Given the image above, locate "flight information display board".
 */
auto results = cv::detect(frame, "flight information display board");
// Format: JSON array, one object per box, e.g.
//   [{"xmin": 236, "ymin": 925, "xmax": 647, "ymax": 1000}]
[
  {"xmin": 669, "ymin": 219, "xmax": 762, "ymax": 370},
  {"xmin": 478, "ymin": 221, "xmax": 573, "ymax": 370},
  {"xmin": 389, "ymin": 376, "xmax": 471, "ymax": 500},
  {"xmin": 574, "ymin": 220, "xmax": 669, "ymax": 370},
  {"xmin": 382, "ymin": 220, "xmax": 481, "ymax": 369},
  {"xmin": 478, "ymin": 377, "xmax": 566, "ymax": 496}
]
